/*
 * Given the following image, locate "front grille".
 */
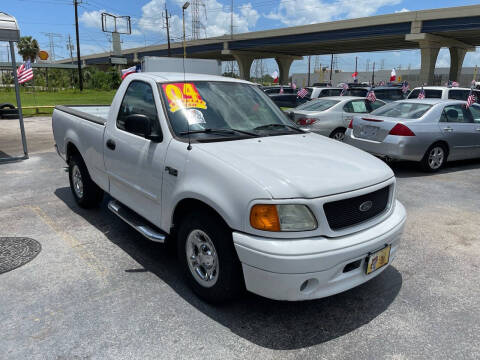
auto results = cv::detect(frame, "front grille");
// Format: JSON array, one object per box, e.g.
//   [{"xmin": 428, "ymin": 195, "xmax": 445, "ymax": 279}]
[{"xmin": 323, "ymin": 186, "xmax": 390, "ymax": 230}]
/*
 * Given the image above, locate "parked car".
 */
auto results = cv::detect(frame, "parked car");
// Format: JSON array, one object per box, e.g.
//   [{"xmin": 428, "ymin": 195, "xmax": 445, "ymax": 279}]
[
  {"xmin": 52, "ymin": 72, "xmax": 406, "ymax": 303},
  {"xmin": 288, "ymin": 96, "xmax": 386, "ymax": 140},
  {"xmin": 263, "ymin": 86, "xmax": 296, "ymax": 95},
  {"xmin": 344, "ymin": 99, "xmax": 480, "ymax": 171},
  {"xmin": 407, "ymin": 86, "xmax": 480, "ymax": 103},
  {"xmin": 268, "ymin": 93, "xmax": 309, "ymax": 108},
  {"xmin": 307, "ymin": 86, "xmax": 343, "ymax": 99},
  {"xmin": 345, "ymin": 86, "xmax": 406, "ymax": 102}
]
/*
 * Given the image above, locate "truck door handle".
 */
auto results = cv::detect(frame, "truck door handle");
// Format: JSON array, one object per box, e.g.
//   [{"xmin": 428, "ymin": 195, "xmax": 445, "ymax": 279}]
[
  {"xmin": 443, "ymin": 127, "xmax": 453, "ymax": 132},
  {"xmin": 106, "ymin": 139, "xmax": 116, "ymax": 150}
]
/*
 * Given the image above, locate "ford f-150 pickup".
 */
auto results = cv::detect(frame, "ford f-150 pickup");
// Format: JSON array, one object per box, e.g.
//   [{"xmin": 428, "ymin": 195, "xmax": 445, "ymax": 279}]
[{"xmin": 52, "ymin": 72, "xmax": 406, "ymax": 303}]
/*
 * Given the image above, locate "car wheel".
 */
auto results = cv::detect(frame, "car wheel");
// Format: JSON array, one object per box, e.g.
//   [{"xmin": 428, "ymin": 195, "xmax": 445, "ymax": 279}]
[
  {"xmin": 68, "ymin": 154, "xmax": 104, "ymax": 208},
  {"xmin": 177, "ymin": 210, "xmax": 244, "ymax": 303},
  {"xmin": 421, "ymin": 144, "xmax": 447, "ymax": 172},
  {"xmin": 330, "ymin": 128, "xmax": 346, "ymax": 141}
]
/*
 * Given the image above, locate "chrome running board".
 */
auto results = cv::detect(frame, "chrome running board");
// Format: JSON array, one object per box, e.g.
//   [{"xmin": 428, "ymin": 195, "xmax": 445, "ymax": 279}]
[{"xmin": 108, "ymin": 200, "xmax": 166, "ymax": 243}]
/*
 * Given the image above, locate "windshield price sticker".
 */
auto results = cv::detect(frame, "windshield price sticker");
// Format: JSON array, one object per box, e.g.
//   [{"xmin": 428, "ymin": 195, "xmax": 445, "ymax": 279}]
[{"xmin": 162, "ymin": 83, "xmax": 207, "ymax": 113}]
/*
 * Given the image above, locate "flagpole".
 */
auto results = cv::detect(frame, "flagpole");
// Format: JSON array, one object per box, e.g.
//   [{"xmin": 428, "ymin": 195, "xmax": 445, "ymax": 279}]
[
  {"xmin": 329, "ymin": 54, "xmax": 333, "ymax": 84},
  {"xmin": 354, "ymin": 56, "xmax": 358, "ymax": 83}
]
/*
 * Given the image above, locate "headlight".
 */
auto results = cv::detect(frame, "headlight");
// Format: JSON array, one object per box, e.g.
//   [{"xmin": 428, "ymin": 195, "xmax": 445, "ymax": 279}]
[{"xmin": 250, "ymin": 204, "xmax": 317, "ymax": 232}]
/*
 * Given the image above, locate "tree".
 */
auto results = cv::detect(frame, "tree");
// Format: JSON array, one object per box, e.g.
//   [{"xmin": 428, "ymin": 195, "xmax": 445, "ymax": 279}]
[{"xmin": 17, "ymin": 36, "xmax": 40, "ymax": 62}]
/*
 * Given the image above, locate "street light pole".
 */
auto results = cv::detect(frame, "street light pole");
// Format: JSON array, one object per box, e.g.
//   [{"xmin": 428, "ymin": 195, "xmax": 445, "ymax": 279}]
[{"xmin": 182, "ymin": 2, "xmax": 190, "ymax": 60}]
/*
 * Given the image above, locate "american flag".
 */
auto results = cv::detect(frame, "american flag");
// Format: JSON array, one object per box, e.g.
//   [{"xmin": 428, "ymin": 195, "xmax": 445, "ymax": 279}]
[
  {"xmin": 279, "ymin": 85, "xmax": 284, "ymax": 94},
  {"xmin": 292, "ymin": 82, "xmax": 297, "ymax": 90},
  {"xmin": 340, "ymin": 83, "xmax": 348, "ymax": 96},
  {"xmin": 417, "ymin": 87, "xmax": 425, "ymax": 99},
  {"xmin": 378, "ymin": 80, "xmax": 385, "ymax": 86},
  {"xmin": 17, "ymin": 60, "xmax": 34, "ymax": 84},
  {"xmin": 466, "ymin": 88, "xmax": 476, "ymax": 109},
  {"xmin": 401, "ymin": 81, "xmax": 409, "ymax": 94},
  {"xmin": 366, "ymin": 88, "xmax": 376, "ymax": 102},
  {"xmin": 297, "ymin": 88, "xmax": 308, "ymax": 98}
]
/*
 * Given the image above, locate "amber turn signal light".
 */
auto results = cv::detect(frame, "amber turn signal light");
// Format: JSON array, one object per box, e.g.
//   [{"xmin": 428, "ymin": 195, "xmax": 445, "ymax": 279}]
[{"xmin": 250, "ymin": 204, "xmax": 281, "ymax": 232}]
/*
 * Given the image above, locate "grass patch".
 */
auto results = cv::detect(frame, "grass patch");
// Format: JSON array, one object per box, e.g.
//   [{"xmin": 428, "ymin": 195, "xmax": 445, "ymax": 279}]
[{"xmin": 0, "ymin": 89, "xmax": 116, "ymax": 116}]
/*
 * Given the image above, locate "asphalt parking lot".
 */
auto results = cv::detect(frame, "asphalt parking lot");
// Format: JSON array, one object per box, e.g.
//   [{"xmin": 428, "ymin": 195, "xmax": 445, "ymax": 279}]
[{"xmin": 1, "ymin": 117, "xmax": 479, "ymax": 359}]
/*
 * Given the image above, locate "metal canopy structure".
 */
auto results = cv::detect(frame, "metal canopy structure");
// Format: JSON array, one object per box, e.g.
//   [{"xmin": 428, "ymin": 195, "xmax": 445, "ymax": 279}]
[{"xmin": 0, "ymin": 12, "xmax": 28, "ymax": 162}]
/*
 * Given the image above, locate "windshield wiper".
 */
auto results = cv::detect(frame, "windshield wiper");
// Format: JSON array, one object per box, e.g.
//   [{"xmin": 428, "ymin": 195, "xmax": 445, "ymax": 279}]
[
  {"xmin": 180, "ymin": 128, "xmax": 258, "ymax": 137},
  {"xmin": 253, "ymin": 123, "xmax": 304, "ymax": 133}
]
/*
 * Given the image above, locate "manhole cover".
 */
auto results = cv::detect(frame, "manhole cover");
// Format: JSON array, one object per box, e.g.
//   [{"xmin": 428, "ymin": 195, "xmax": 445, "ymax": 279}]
[{"xmin": 0, "ymin": 237, "xmax": 41, "ymax": 274}]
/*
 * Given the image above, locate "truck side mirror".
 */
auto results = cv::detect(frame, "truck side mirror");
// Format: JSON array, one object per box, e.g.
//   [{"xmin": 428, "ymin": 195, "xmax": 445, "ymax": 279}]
[{"xmin": 125, "ymin": 114, "xmax": 152, "ymax": 138}]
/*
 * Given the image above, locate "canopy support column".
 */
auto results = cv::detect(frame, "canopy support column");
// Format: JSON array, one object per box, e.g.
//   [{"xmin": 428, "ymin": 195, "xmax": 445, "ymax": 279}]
[{"xmin": 9, "ymin": 40, "xmax": 28, "ymax": 159}]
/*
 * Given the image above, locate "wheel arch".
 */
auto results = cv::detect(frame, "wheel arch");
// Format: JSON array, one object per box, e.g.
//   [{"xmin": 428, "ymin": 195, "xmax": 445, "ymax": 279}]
[
  {"xmin": 428, "ymin": 140, "xmax": 450, "ymax": 158},
  {"xmin": 170, "ymin": 198, "xmax": 230, "ymax": 236},
  {"xmin": 329, "ymin": 127, "xmax": 347, "ymax": 138}
]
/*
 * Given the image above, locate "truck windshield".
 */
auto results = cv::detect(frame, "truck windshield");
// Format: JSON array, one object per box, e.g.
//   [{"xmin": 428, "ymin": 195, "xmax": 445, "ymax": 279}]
[{"xmin": 159, "ymin": 81, "xmax": 299, "ymax": 140}]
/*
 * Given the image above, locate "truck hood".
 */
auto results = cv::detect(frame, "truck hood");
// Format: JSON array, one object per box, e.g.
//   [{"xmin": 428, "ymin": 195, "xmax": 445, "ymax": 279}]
[{"xmin": 196, "ymin": 133, "xmax": 393, "ymax": 199}]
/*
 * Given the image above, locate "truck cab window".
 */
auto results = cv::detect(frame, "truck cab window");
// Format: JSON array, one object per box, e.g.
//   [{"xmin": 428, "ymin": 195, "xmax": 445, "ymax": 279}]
[{"xmin": 117, "ymin": 81, "xmax": 160, "ymax": 135}]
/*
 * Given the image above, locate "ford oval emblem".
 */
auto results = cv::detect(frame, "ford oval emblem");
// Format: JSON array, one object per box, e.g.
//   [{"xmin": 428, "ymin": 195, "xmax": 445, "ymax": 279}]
[{"xmin": 359, "ymin": 200, "xmax": 373, "ymax": 212}]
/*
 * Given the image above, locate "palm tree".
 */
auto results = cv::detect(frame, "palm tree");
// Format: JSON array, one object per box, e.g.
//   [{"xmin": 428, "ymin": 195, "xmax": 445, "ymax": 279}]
[{"xmin": 17, "ymin": 36, "xmax": 40, "ymax": 62}]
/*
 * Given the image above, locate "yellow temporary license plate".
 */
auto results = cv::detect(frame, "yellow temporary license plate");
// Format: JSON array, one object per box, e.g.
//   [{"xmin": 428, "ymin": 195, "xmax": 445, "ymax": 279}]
[{"xmin": 366, "ymin": 245, "xmax": 391, "ymax": 275}]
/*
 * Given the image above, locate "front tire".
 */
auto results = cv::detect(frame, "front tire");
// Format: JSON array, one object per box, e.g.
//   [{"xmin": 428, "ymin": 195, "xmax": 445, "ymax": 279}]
[
  {"xmin": 420, "ymin": 143, "xmax": 447, "ymax": 172},
  {"xmin": 177, "ymin": 211, "xmax": 244, "ymax": 303},
  {"xmin": 68, "ymin": 154, "xmax": 104, "ymax": 208}
]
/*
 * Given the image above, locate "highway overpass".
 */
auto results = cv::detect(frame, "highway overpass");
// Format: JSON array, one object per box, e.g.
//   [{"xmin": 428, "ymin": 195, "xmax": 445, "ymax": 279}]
[{"xmin": 58, "ymin": 4, "xmax": 480, "ymax": 85}]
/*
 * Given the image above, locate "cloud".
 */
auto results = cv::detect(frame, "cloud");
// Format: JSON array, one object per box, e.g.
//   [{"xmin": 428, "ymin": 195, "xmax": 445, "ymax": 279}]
[
  {"xmin": 265, "ymin": 0, "xmax": 401, "ymax": 26},
  {"xmin": 138, "ymin": 0, "xmax": 259, "ymax": 40},
  {"xmin": 395, "ymin": 8, "xmax": 410, "ymax": 13}
]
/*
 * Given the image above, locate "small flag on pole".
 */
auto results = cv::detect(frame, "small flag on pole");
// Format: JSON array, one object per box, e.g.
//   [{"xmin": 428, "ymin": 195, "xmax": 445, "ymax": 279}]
[
  {"xmin": 352, "ymin": 71, "xmax": 358, "ymax": 80},
  {"xmin": 366, "ymin": 88, "xmax": 376, "ymax": 102},
  {"xmin": 271, "ymin": 70, "xmax": 279, "ymax": 84},
  {"xmin": 466, "ymin": 88, "xmax": 476, "ymax": 109},
  {"xmin": 292, "ymin": 82, "xmax": 297, "ymax": 90},
  {"xmin": 418, "ymin": 86, "xmax": 426, "ymax": 99},
  {"xmin": 279, "ymin": 85, "xmax": 284, "ymax": 94},
  {"xmin": 121, "ymin": 64, "xmax": 141, "ymax": 80},
  {"xmin": 390, "ymin": 68, "xmax": 396, "ymax": 82},
  {"xmin": 401, "ymin": 81, "xmax": 409, "ymax": 94},
  {"xmin": 17, "ymin": 60, "xmax": 34, "ymax": 84},
  {"xmin": 340, "ymin": 83, "xmax": 348, "ymax": 96},
  {"xmin": 297, "ymin": 88, "xmax": 308, "ymax": 98}
]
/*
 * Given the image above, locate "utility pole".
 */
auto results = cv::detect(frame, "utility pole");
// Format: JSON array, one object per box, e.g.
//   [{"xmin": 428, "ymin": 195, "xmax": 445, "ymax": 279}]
[
  {"xmin": 354, "ymin": 56, "xmax": 358, "ymax": 83},
  {"xmin": 230, "ymin": 0, "xmax": 234, "ymax": 39},
  {"xmin": 42, "ymin": 32, "xmax": 62, "ymax": 61},
  {"xmin": 74, "ymin": 0, "xmax": 83, "ymax": 91},
  {"xmin": 366, "ymin": 58, "xmax": 370, "ymax": 73},
  {"xmin": 329, "ymin": 54, "xmax": 333, "ymax": 83},
  {"xmin": 66, "ymin": 34, "xmax": 74, "ymax": 63},
  {"xmin": 163, "ymin": 4, "xmax": 171, "ymax": 56},
  {"xmin": 371, "ymin": 62, "xmax": 375, "ymax": 85},
  {"xmin": 307, "ymin": 56, "xmax": 311, "ymax": 86}
]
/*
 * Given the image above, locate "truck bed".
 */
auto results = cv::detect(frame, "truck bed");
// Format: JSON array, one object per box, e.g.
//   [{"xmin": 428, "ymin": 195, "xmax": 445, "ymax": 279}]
[{"xmin": 55, "ymin": 105, "xmax": 110, "ymax": 125}]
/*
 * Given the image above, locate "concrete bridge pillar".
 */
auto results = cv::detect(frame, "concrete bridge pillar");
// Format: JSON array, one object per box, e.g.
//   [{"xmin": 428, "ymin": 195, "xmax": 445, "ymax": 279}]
[
  {"xmin": 275, "ymin": 57, "xmax": 294, "ymax": 85},
  {"xmin": 233, "ymin": 54, "xmax": 254, "ymax": 81},
  {"xmin": 449, "ymin": 47, "xmax": 467, "ymax": 83},
  {"xmin": 419, "ymin": 45, "xmax": 440, "ymax": 85}
]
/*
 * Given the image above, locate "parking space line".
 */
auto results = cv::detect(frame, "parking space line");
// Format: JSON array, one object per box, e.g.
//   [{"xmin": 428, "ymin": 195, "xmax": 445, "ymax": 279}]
[{"xmin": 28, "ymin": 205, "xmax": 108, "ymax": 279}]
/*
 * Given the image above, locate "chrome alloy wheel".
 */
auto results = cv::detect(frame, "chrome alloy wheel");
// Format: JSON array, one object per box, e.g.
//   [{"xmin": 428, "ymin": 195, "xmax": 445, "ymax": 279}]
[
  {"xmin": 428, "ymin": 146, "xmax": 444, "ymax": 170},
  {"xmin": 333, "ymin": 131, "xmax": 345, "ymax": 141},
  {"xmin": 185, "ymin": 229, "xmax": 219, "ymax": 287},
  {"xmin": 72, "ymin": 165, "xmax": 84, "ymax": 198}
]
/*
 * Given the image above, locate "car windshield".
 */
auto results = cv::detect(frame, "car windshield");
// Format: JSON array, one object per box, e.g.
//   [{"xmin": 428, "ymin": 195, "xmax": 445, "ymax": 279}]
[
  {"xmin": 371, "ymin": 102, "xmax": 432, "ymax": 119},
  {"xmin": 408, "ymin": 89, "xmax": 442, "ymax": 99},
  {"xmin": 159, "ymin": 81, "xmax": 300, "ymax": 140},
  {"xmin": 295, "ymin": 99, "xmax": 339, "ymax": 111}
]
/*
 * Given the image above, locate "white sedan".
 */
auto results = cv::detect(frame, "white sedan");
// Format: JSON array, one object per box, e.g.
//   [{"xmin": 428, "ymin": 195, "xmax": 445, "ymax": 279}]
[{"xmin": 288, "ymin": 96, "xmax": 386, "ymax": 140}]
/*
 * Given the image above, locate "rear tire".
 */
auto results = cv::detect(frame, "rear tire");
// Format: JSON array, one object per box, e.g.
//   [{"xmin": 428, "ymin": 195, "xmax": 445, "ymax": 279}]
[
  {"xmin": 68, "ymin": 154, "xmax": 104, "ymax": 208},
  {"xmin": 420, "ymin": 143, "xmax": 447, "ymax": 172},
  {"xmin": 177, "ymin": 210, "xmax": 244, "ymax": 303},
  {"xmin": 329, "ymin": 128, "xmax": 346, "ymax": 141}
]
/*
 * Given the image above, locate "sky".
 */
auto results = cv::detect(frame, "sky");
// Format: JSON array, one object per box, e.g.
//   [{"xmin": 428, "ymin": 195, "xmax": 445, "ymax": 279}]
[{"xmin": 2, "ymin": 0, "xmax": 480, "ymax": 76}]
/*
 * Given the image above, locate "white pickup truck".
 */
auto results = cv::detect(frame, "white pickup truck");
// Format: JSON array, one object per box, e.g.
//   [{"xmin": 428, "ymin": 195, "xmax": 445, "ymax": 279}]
[{"xmin": 52, "ymin": 72, "xmax": 406, "ymax": 303}]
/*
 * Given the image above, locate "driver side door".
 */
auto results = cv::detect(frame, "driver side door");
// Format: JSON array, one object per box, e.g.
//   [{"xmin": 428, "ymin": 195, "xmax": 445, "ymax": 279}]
[{"xmin": 104, "ymin": 80, "xmax": 168, "ymax": 225}]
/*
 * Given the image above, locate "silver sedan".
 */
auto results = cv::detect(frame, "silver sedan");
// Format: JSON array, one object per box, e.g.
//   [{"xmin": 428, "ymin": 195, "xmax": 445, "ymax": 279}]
[
  {"xmin": 287, "ymin": 96, "xmax": 386, "ymax": 141},
  {"xmin": 344, "ymin": 99, "xmax": 480, "ymax": 172}
]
